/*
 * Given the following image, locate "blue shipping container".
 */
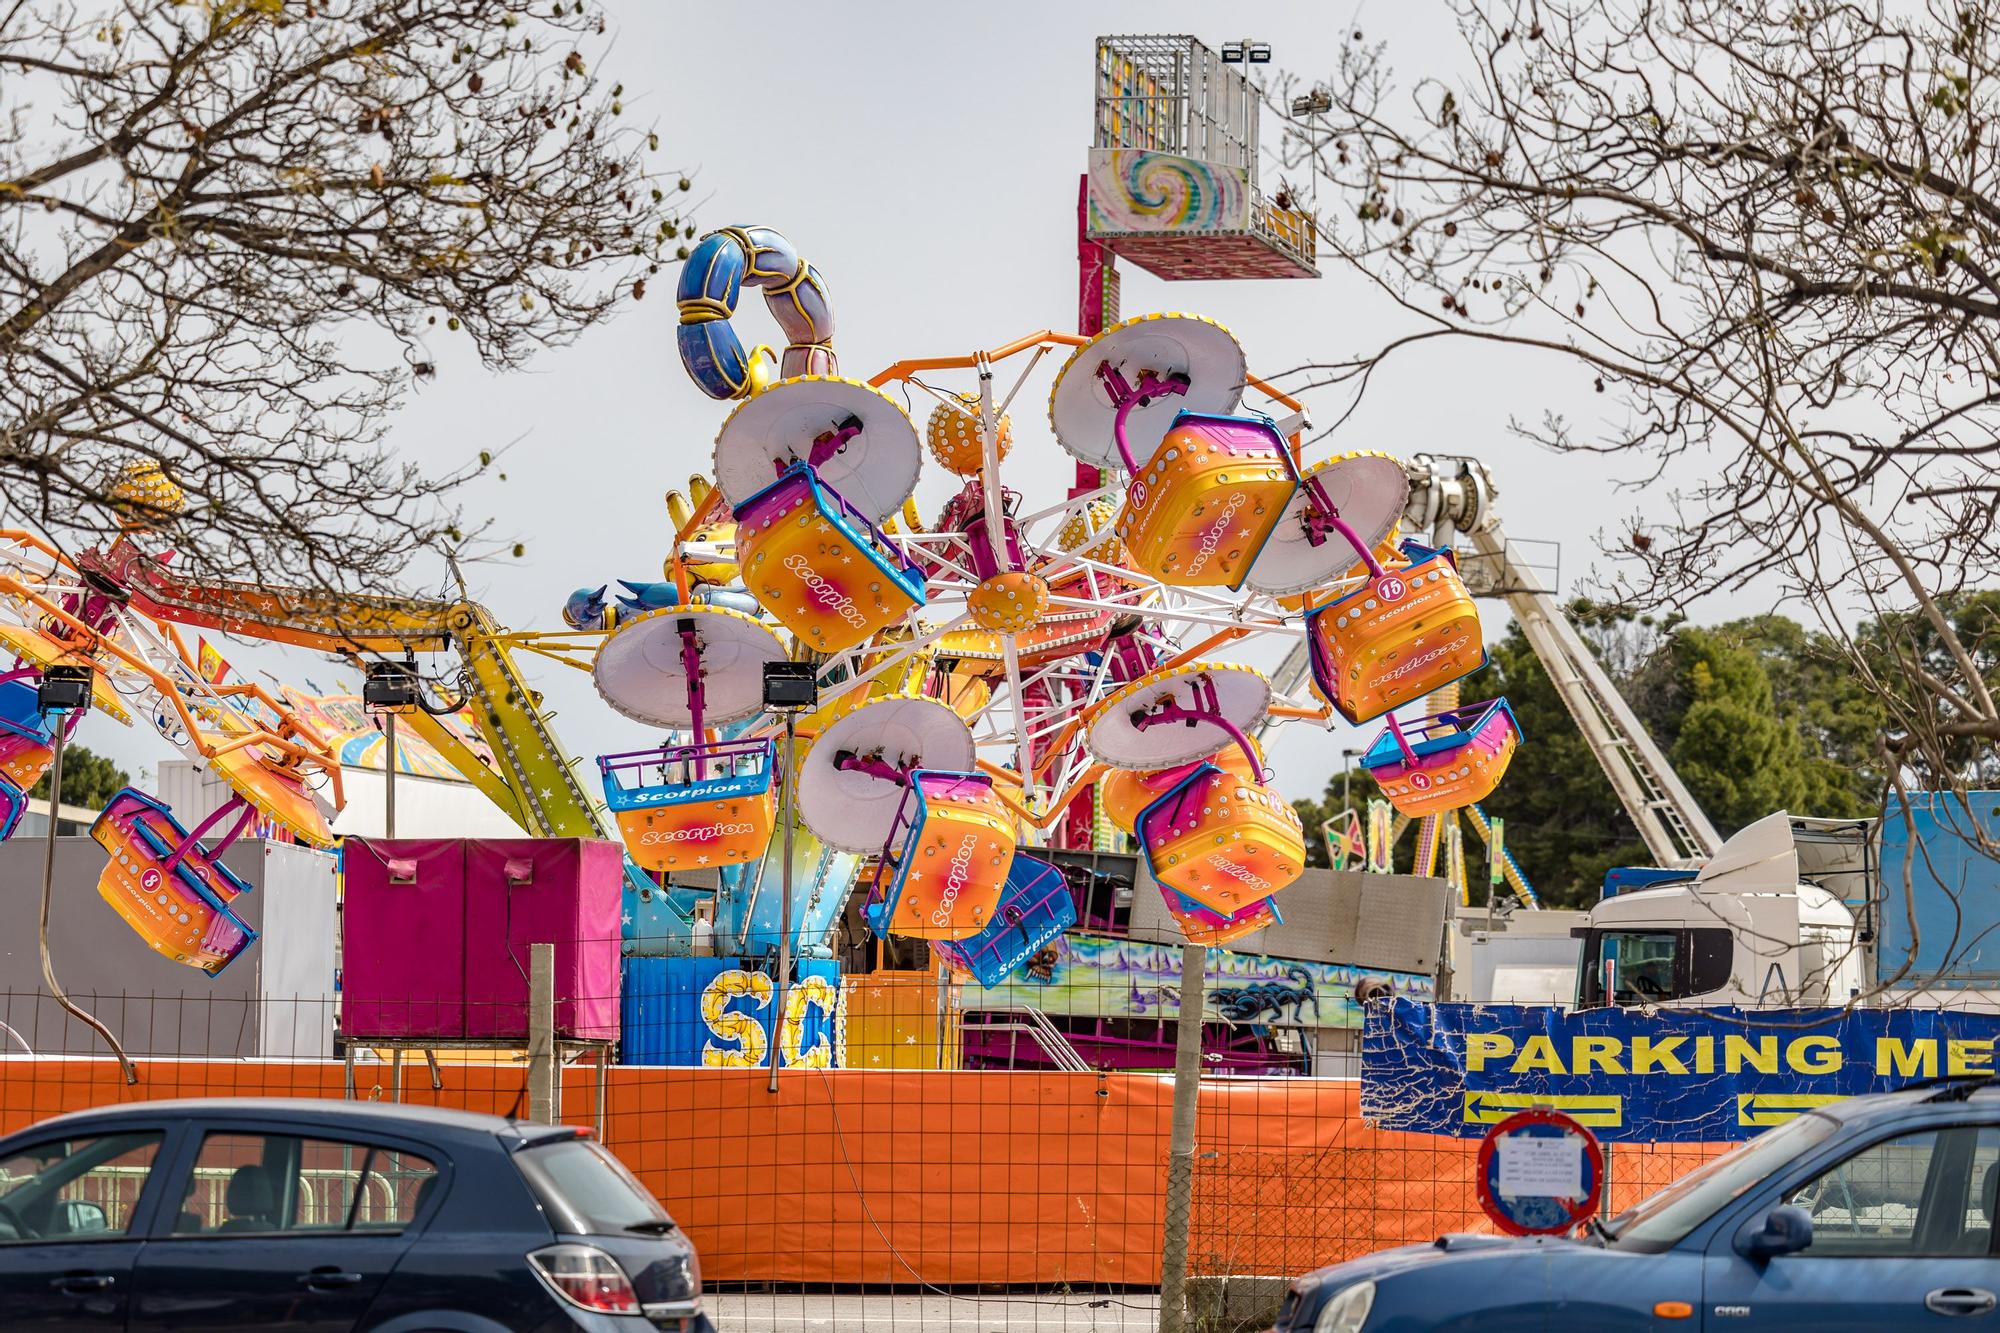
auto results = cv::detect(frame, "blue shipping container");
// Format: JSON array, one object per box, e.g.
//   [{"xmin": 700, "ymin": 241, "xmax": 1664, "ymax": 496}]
[{"xmin": 1877, "ymin": 791, "xmax": 2000, "ymax": 987}]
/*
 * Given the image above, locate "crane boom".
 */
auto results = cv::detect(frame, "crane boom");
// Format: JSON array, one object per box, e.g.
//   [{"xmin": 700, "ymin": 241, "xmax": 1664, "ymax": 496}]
[
  {"xmin": 79, "ymin": 543, "xmax": 605, "ymax": 840},
  {"xmin": 1409, "ymin": 455, "xmax": 1719, "ymax": 867}
]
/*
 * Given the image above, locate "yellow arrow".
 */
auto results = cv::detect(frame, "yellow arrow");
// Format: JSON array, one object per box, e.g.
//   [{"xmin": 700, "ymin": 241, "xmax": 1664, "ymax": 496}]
[
  {"xmin": 1736, "ymin": 1093, "xmax": 1846, "ymax": 1127},
  {"xmin": 1462, "ymin": 1091, "xmax": 1623, "ymax": 1127}
]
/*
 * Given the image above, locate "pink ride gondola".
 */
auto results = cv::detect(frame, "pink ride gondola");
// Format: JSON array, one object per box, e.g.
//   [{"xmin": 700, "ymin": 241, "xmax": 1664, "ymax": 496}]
[
  {"xmin": 1360, "ymin": 698, "xmax": 1522, "ymax": 817},
  {"xmin": 1084, "ymin": 662, "xmax": 1307, "ymax": 931},
  {"xmin": 0, "ymin": 675, "xmax": 59, "ymax": 841}
]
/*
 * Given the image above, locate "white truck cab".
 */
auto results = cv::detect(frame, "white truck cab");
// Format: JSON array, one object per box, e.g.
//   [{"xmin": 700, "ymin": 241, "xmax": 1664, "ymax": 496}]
[{"xmin": 1573, "ymin": 812, "xmax": 1865, "ymax": 1008}]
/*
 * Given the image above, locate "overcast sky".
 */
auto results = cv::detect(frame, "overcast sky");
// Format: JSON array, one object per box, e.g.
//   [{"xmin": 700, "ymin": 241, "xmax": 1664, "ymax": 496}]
[{"xmin": 76, "ymin": 1, "xmax": 1785, "ymax": 810}]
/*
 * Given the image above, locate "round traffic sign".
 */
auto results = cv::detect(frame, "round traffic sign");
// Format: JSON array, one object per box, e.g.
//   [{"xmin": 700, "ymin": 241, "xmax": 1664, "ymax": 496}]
[{"xmin": 1474, "ymin": 1108, "xmax": 1605, "ymax": 1237}]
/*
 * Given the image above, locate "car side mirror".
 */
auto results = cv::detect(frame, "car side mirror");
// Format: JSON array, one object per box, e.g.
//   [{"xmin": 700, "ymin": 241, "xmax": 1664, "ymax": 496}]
[
  {"xmin": 1735, "ymin": 1204, "xmax": 1812, "ymax": 1260},
  {"xmin": 58, "ymin": 1200, "xmax": 108, "ymax": 1234}
]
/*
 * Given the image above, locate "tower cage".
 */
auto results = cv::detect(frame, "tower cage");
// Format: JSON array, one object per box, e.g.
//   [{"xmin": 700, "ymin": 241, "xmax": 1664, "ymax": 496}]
[
  {"xmin": 1088, "ymin": 34, "xmax": 1317, "ymax": 281},
  {"xmin": 1095, "ymin": 35, "xmax": 1261, "ymax": 183}
]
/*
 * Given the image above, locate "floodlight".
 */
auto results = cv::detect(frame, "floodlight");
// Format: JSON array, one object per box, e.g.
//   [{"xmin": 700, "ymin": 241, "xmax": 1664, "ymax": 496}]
[
  {"xmin": 363, "ymin": 659, "xmax": 421, "ymax": 712},
  {"xmin": 36, "ymin": 665, "xmax": 93, "ymax": 716},
  {"xmin": 762, "ymin": 660, "xmax": 819, "ymax": 711}
]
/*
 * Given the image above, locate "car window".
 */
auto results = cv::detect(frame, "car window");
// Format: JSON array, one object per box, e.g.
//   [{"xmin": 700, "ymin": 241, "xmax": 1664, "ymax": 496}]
[
  {"xmin": 173, "ymin": 1132, "xmax": 436, "ymax": 1237},
  {"xmin": 515, "ymin": 1136, "xmax": 671, "ymax": 1235},
  {"xmin": 0, "ymin": 1132, "xmax": 161, "ymax": 1242},
  {"xmin": 1965, "ymin": 1127, "xmax": 1999, "ymax": 1256},
  {"xmin": 351, "ymin": 1146, "xmax": 440, "ymax": 1231},
  {"xmin": 1782, "ymin": 1129, "xmax": 1959, "ymax": 1256},
  {"xmin": 1610, "ymin": 1112, "xmax": 1841, "ymax": 1252}
]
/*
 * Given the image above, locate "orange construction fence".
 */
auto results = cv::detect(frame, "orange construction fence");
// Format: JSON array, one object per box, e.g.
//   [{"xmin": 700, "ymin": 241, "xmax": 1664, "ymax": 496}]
[{"xmin": 0, "ymin": 1059, "xmax": 1723, "ymax": 1284}]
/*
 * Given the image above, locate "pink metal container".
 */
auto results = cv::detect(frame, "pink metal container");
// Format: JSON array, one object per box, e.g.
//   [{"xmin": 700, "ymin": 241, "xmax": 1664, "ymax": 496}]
[{"xmin": 341, "ymin": 838, "xmax": 623, "ymax": 1042}]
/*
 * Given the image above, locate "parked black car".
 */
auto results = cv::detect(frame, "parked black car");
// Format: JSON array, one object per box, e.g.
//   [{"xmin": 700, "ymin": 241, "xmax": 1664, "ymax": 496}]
[{"xmin": 0, "ymin": 1097, "xmax": 711, "ymax": 1331}]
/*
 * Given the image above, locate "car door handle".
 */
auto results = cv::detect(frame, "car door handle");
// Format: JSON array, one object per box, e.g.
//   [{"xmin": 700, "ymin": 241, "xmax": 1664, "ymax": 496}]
[
  {"xmin": 296, "ymin": 1268, "xmax": 364, "ymax": 1289},
  {"xmin": 49, "ymin": 1274, "xmax": 115, "ymax": 1294},
  {"xmin": 1926, "ymin": 1287, "xmax": 1998, "ymax": 1317}
]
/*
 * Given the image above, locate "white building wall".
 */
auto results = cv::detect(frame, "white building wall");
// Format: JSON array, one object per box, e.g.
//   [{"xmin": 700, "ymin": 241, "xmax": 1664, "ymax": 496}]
[{"xmin": 159, "ymin": 759, "xmax": 524, "ymax": 839}]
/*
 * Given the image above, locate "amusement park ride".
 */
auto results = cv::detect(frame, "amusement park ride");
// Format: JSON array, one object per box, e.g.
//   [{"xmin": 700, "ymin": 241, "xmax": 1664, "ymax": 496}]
[{"xmin": 0, "ymin": 35, "xmax": 1722, "ymax": 1011}]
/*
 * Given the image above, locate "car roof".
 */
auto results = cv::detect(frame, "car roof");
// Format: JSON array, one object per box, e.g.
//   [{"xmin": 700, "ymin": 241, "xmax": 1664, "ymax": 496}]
[
  {"xmin": 1820, "ymin": 1080, "xmax": 2000, "ymax": 1123},
  {"xmin": 8, "ymin": 1098, "xmax": 577, "ymax": 1145}
]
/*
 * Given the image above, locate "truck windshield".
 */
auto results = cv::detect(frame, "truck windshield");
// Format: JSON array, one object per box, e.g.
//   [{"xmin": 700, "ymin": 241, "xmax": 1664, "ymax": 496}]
[{"xmin": 1607, "ymin": 1112, "xmax": 1840, "ymax": 1252}]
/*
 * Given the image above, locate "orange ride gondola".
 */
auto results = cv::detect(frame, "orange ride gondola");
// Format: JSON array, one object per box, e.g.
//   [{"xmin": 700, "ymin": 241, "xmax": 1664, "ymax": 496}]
[
  {"xmin": 714, "ymin": 376, "xmax": 927, "ymax": 654},
  {"xmin": 593, "ymin": 604, "xmax": 790, "ymax": 872},
  {"xmin": 91, "ymin": 788, "xmax": 259, "ymax": 974},
  {"xmin": 1305, "ymin": 537, "xmax": 1486, "ymax": 724},
  {"xmin": 1085, "ymin": 663, "xmax": 1306, "ymax": 924}
]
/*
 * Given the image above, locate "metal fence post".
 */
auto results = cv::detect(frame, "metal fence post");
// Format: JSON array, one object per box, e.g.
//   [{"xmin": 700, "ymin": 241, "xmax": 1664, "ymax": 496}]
[
  {"xmin": 528, "ymin": 943, "xmax": 556, "ymax": 1124},
  {"xmin": 770, "ymin": 711, "xmax": 796, "ymax": 1094},
  {"xmin": 1159, "ymin": 942, "xmax": 1208, "ymax": 1333}
]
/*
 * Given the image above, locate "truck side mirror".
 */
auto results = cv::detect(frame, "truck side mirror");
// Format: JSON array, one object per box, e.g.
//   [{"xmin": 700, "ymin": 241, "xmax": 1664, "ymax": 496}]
[{"xmin": 1735, "ymin": 1204, "xmax": 1812, "ymax": 1260}]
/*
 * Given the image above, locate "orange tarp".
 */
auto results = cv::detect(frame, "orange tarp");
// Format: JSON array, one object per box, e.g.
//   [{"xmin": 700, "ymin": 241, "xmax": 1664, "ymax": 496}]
[{"xmin": 0, "ymin": 1058, "xmax": 1723, "ymax": 1284}]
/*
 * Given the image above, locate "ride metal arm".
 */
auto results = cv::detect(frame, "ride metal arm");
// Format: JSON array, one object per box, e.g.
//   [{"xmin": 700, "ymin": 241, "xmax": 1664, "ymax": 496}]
[
  {"xmin": 84, "ymin": 547, "xmax": 604, "ymax": 839},
  {"xmin": 1262, "ymin": 458, "xmax": 1722, "ymax": 868}
]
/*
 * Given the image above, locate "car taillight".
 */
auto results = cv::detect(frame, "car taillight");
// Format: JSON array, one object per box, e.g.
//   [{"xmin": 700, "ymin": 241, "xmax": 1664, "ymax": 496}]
[{"xmin": 529, "ymin": 1243, "xmax": 641, "ymax": 1314}]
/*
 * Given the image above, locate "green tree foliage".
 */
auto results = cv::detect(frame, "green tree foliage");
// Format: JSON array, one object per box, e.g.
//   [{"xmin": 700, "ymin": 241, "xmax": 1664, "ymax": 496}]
[
  {"xmin": 1856, "ymin": 591, "xmax": 2000, "ymax": 788},
  {"xmin": 1294, "ymin": 767, "xmax": 1372, "ymax": 869},
  {"xmin": 27, "ymin": 746, "xmax": 130, "ymax": 810}
]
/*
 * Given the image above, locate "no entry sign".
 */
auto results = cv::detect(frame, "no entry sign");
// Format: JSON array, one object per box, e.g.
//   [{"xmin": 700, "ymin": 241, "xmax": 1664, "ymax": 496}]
[{"xmin": 1475, "ymin": 1107, "xmax": 1605, "ymax": 1236}]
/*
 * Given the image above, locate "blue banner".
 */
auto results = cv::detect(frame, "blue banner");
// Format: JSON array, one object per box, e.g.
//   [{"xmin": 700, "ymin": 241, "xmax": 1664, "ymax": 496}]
[
  {"xmin": 1363, "ymin": 998, "xmax": 2000, "ymax": 1142},
  {"xmin": 620, "ymin": 957, "xmax": 842, "ymax": 1068}
]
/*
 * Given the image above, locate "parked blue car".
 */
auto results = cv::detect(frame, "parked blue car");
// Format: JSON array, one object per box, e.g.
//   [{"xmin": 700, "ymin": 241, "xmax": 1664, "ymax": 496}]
[
  {"xmin": 0, "ymin": 1097, "xmax": 712, "ymax": 1331},
  {"xmin": 1275, "ymin": 1081, "xmax": 1999, "ymax": 1332}
]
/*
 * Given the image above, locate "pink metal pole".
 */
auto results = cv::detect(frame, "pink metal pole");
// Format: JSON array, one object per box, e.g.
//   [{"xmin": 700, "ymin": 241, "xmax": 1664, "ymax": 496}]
[
  {"xmin": 1304, "ymin": 475, "xmax": 1388, "ymax": 579},
  {"xmin": 164, "ymin": 793, "xmax": 256, "ymax": 871},
  {"xmin": 678, "ymin": 621, "xmax": 705, "ymax": 780}
]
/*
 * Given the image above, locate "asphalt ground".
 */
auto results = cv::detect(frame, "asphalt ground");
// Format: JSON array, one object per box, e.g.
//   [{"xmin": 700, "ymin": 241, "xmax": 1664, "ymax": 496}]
[{"xmin": 704, "ymin": 1289, "xmax": 1164, "ymax": 1331}]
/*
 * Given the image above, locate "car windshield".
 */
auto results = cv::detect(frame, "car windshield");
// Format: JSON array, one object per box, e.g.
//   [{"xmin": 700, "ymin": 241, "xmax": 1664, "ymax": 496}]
[
  {"xmin": 1608, "ymin": 1112, "xmax": 1842, "ymax": 1252},
  {"xmin": 515, "ymin": 1136, "xmax": 671, "ymax": 1235}
]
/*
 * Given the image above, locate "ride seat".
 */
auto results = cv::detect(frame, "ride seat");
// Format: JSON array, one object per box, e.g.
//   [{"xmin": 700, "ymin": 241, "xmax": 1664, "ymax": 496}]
[
  {"xmin": 1306, "ymin": 539, "xmax": 1485, "ymax": 724},
  {"xmin": 732, "ymin": 463, "xmax": 925, "ymax": 653},
  {"xmin": 1115, "ymin": 413, "xmax": 1295, "ymax": 589},
  {"xmin": 1134, "ymin": 762, "xmax": 1307, "ymax": 916}
]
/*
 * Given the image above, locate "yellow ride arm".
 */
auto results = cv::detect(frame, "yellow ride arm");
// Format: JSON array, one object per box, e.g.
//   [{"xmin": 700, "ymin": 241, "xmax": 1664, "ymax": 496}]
[{"xmin": 93, "ymin": 549, "xmax": 605, "ymax": 838}]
